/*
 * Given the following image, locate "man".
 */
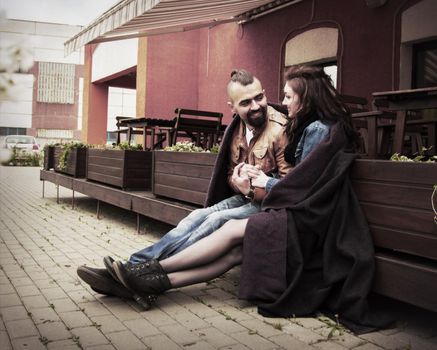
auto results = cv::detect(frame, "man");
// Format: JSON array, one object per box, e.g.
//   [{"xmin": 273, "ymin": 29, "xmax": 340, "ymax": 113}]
[{"xmin": 77, "ymin": 69, "xmax": 291, "ymax": 300}]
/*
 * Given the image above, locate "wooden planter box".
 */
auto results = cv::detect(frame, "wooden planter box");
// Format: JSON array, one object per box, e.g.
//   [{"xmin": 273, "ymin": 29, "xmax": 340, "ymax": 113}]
[
  {"xmin": 87, "ymin": 148, "xmax": 153, "ymax": 190},
  {"xmin": 153, "ymin": 151, "xmax": 217, "ymax": 205},
  {"xmin": 43, "ymin": 146, "xmax": 55, "ymax": 170},
  {"xmin": 351, "ymin": 159, "xmax": 437, "ymax": 311},
  {"xmin": 54, "ymin": 147, "xmax": 87, "ymax": 177}
]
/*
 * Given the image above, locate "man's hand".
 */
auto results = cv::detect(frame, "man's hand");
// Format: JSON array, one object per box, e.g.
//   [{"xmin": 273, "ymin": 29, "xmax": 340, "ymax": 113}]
[
  {"xmin": 246, "ymin": 165, "xmax": 270, "ymax": 189},
  {"xmin": 231, "ymin": 163, "xmax": 251, "ymax": 195}
]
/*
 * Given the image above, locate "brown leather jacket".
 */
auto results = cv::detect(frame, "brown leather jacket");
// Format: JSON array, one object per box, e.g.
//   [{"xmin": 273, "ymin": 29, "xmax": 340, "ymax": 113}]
[{"xmin": 227, "ymin": 106, "xmax": 292, "ymax": 192}]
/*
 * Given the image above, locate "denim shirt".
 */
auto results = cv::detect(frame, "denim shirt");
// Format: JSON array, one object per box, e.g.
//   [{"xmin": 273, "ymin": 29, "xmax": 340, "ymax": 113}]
[{"xmin": 265, "ymin": 120, "xmax": 331, "ymax": 192}]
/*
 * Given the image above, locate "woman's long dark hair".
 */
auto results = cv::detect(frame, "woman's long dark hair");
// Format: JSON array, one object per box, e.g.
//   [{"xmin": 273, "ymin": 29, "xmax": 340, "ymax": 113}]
[{"xmin": 284, "ymin": 65, "xmax": 358, "ymax": 149}]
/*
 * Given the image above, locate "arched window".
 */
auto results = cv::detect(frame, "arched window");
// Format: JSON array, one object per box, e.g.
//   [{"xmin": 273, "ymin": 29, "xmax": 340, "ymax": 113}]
[{"xmin": 284, "ymin": 27, "xmax": 339, "ymax": 87}]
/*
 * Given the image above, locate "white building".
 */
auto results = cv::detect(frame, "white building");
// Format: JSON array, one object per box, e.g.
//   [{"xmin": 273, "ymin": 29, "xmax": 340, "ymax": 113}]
[{"xmin": 0, "ymin": 17, "xmax": 135, "ymax": 146}]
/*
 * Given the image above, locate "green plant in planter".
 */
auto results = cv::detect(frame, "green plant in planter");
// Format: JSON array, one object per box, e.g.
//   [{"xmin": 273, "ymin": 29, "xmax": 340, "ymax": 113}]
[
  {"xmin": 113, "ymin": 141, "xmax": 143, "ymax": 151},
  {"xmin": 163, "ymin": 141, "xmax": 220, "ymax": 153},
  {"xmin": 57, "ymin": 142, "xmax": 88, "ymax": 170},
  {"xmin": 43, "ymin": 142, "xmax": 61, "ymax": 151},
  {"xmin": 1, "ymin": 147, "xmax": 42, "ymax": 166},
  {"xmin": 391, "ymin": 148, "xmax": 437, "ymax": 225},
  {"xmin": 390, "ymin": 146, "xmax": 436, "ymax": 163}
]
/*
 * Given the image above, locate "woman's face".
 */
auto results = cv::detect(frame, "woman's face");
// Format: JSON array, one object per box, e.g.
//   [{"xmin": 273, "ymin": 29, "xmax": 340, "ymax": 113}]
[{"xmin": 282, "ymin": 82, "xmax": 301, "ymax": 119}]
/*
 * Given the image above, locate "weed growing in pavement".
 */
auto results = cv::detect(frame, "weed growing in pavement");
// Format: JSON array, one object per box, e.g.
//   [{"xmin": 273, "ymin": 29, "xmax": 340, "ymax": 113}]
[
  {"xmin": 72, "ymin": 335, "xmax": 83, "ymax": 349},
  {"xmin": 317, "ymin": 314, "xmax": 348, "ymax": 339},
  {"xmin": 216, "ymin": 309, "xmax": 235, "ymax": 321},
  {"xmin": 39, "ymin": 336, "xmax": 50, "ymax": 345}
]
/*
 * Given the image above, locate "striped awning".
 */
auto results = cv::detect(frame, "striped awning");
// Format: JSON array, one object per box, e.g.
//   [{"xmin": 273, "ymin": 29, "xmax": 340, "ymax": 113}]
[{"xmin": 65, "ymin": 0, "xmax": 301, "ymax": 54}]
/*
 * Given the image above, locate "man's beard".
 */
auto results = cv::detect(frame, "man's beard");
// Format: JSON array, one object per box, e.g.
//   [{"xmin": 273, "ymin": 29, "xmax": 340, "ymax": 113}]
[{"xmin": 246, "ymin": 105, "xmax": 267, "ymax": 128}]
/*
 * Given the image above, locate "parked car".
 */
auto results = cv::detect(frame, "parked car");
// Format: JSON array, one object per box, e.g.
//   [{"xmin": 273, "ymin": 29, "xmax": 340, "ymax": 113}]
[{"xmin": 3, "ymin": 135, "xmax": 40, "ymax": 153}]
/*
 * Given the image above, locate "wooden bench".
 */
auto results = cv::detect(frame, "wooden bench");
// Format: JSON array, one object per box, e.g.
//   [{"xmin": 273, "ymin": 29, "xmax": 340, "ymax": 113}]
[
  {"xmin": 351, "ymin": 159, "xmax": 437, "ymax": 312},
  {"xmin": 41, "ymin": 154, "xmax": 437, "ymax": 312}
]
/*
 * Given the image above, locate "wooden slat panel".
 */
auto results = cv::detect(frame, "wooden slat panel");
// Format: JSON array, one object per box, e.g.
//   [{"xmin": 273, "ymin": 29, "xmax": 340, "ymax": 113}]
[
  {"xmin": 154, "ymin": 151, "xmax": 217, "ymax": 165},
  {"xmin": 87, "ymin": 164, "xmax": 123, "ymax": 177},
  {"xmin": 40, "ymin": 169, "xmax": 57, "ymax": 182},
  {"xmin": 361, "ymin": 203, "xmax": 436, "ymax": 235},
  {"xmin": 56, "ymin": 175, "xmax": 73, "ymax": 189},
  {"xmin": 77, "ymin": 181, "xmax": 131, "ymax": 209},
  {"xmin": 87, "ymin": 172, "xmax": 123, "ymax": 188},
  {"xmin": 352, "ymin": 181, "xmax": 432, "ymax": 210},
  {"xmin": 373, "ymin": 253, "xmax": 437, "ymax": 312},
  {"xmin": 154, "ymin": 173, "xmax": 211, "ymax": 193},
  {"xmin": 155, "ymin": 162, "xmax": 213, "ymax": 179},
  {"xmin": 88, "ymin": 149, "xmax": 124, "ymax": 159},
  {"xmin": 87, "ymin": 155, "xmax": 124, "ymax": 167},
  {"xmin": 154, "ymin": 184, "xmax": 206, "ymax": 205},
  {"xmin": 371, "ymin": 225, "xmax": 437, "ymax": 260},
  {"xmin": 131, "ymin": 196, "xmax": 194, "ymax": 226},
  {"xmin": 351, "ymin": 159, "xmax": 437, "ymax": 185}
]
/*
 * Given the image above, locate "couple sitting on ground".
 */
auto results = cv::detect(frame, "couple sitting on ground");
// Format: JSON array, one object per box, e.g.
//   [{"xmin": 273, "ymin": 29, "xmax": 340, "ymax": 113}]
[{"xmin": 78, "ymin": 65, "xmax": 389, "ymax": 333}]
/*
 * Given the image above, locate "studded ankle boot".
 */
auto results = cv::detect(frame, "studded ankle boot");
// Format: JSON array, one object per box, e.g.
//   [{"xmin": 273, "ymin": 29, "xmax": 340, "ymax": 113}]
[
  {"xmin": 113, "ymin": 260, "xmax": 171, "ymax": 309},
  {"xmin": 104, "ymin": 256, "xmax": 164, "ymax": 284}
]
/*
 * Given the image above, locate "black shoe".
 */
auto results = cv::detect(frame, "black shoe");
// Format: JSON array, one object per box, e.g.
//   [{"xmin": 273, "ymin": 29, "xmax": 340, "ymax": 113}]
[
  {"xmin": 77, "ymin": 265, "xmax": 133, "ymax": 299},
  {"xmin": 113, "ymin": 260, "xmax": 171, "ymax": 306},
  {"xmin": 104, "ymin": 256, "xmax": 163, "ymax": 284},
  {"xmin": 103, "ymin": 256, "xmax": 120, "ymax": 283}
]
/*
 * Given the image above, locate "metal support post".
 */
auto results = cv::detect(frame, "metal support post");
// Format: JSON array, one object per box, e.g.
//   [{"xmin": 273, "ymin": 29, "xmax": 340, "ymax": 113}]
[{"xmin": 96, "ymin": 200, "xmax": 100, "ymax": 219}]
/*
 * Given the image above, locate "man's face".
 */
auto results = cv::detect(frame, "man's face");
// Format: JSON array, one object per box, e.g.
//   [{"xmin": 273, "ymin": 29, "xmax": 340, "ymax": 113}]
[{"xmin": 228, "ymin": 79, "xmax": 268, "ymax": 128}]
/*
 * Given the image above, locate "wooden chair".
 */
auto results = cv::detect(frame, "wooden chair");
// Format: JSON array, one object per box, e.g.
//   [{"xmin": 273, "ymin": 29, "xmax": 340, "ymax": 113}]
[
  {"xmin": 113, "ymin": 116, "xmax": 140, "ymax": 144},
  {"xmin": 340, "ymin": 94, "xmax": 369, "ymax": 113},
  {"xmin": 170, "ymin": 108, "xmax": 223, "ymax": 149}
]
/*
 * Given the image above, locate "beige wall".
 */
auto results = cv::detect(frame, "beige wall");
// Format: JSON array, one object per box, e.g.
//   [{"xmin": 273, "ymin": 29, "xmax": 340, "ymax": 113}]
[
  {"xmin": 284, "ymin": 27, "xmax": 338, "ymax": 66},
  {"xmin": 401, "ymin": 0, "xmax": 437, "ymax": 43},
  {"xmin": 136, "ymin": 37, "xmax": 147, "ymax": 118}
]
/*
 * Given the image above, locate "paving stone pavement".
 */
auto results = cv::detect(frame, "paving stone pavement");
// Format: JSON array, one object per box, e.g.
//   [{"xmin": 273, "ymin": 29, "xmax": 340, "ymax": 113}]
[{"xmin": 1, "ymin": 166, "xmax": 437, "ymax": 350}]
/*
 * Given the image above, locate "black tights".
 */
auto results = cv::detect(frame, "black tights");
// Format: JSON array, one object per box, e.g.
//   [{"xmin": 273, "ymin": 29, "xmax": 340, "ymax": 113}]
[{"xmin": 159, "ymin": 218, "xmax": 248, "ymax": 288}]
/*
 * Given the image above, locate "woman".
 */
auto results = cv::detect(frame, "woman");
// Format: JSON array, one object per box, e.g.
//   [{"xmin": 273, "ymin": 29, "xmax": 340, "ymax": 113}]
[{"xmin": 114, "ymin": 65, "xmax": 384, "ymax": 332}]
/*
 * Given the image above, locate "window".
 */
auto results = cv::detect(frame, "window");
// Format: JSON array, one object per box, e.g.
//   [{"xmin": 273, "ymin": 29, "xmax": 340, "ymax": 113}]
[
  {"xmin": 37, "ymin": 62, "xmax": 75, "ymax": 104},
  {"xmin": 0, "ymin": 127, "xmax": 27, "ymax": 136},
  {"xmin": 318, "ymin": 61, "xmax": 338, "ymax": 88},
  {"xmin": 412, "ymin": 40, "xmax": 437, "ymax": 88}
]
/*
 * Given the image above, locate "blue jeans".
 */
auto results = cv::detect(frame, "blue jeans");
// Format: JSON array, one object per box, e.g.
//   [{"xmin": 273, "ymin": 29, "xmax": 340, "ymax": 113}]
[{"xmin": 129, "ymin": 195, "xmax": 260, "ymax": 263}]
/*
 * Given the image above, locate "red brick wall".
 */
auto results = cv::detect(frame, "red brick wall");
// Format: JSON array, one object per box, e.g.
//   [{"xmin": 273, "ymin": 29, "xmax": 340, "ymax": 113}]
[
  {"xmin": 145, "ymin": 30, "xmax": 200, "ymax": 119},
  {"xmin": 141, "ymin": 0, "xmax": 423, "ymax": 125}
]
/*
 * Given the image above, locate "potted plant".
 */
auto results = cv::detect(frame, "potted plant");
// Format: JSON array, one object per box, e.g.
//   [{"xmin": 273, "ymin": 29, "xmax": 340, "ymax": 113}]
[
  {"xmin": 42, "ymin": 143, "xmax": 59, "ymax": 170},
  {"xmin": 152, "ymin": 141, "xmax": 219, "ymax": 205},
  {"xmin": 54, "ymin": 142, "xmax": 88, "ymax": 177},
  {"xmin": 86, "ymin": 142, "xmax": 153, "ymax": 190}
]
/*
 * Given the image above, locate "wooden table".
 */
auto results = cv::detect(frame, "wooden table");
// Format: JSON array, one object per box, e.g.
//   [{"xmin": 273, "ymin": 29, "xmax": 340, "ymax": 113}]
[
  {"xmin": 119, "ymin": 117, "xmax": 175, "ymax": 150},
  {"xmin": 372, "ymin": 86, "xmax": 437, "ymax": 155}
]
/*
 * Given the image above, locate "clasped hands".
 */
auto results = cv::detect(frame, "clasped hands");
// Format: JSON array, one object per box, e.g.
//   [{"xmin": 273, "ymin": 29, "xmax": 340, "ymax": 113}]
[{"xmin": 231, "ymin": 162, "xmax": 270, "ymax": 196}]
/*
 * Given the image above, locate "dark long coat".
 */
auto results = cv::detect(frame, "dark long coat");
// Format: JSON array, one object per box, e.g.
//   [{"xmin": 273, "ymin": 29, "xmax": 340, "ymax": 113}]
[{"xmin": 239, "ymin": 123, "xmax": 390, "ymax": 333}]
